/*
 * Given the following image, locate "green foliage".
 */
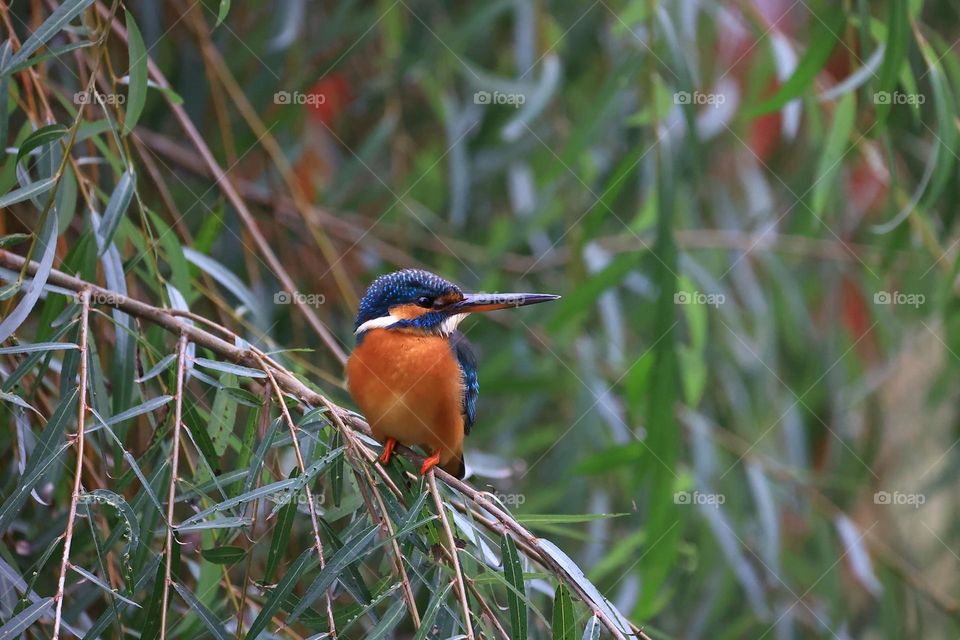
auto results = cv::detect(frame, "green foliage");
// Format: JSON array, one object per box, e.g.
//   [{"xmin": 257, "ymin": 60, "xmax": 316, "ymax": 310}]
[{"xmin": 1, "ymin": 1, "xmax": 959, "ymax": 638}]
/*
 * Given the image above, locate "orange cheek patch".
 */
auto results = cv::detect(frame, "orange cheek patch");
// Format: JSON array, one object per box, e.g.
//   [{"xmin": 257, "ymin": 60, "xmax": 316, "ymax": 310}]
[
  {"xmin": 437, "ymin": 292, "xmax": 463, "ymax": 306},
  {"xmin": 388, "ymin": 303, "xmax": 432, "ymax": 320}
]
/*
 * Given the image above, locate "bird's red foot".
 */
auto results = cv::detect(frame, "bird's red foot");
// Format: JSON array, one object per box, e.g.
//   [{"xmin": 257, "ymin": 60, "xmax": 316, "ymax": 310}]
[
  {"xmin": 420, "ymin": 449, "xmax": 442, "ymax": 475},
  {"xmin": 378, "ymin": 438, "xmax": 397, "ymax": 465}
]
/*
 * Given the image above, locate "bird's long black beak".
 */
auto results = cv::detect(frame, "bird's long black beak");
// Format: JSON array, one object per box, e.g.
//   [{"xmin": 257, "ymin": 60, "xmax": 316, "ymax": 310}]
[{"xmin": 445, "ymin": 292, "xmax": 561, "ymax": 314}]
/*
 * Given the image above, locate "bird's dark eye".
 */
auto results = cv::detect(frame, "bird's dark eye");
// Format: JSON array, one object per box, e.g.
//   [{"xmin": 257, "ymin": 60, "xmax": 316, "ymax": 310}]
[{"xmin": 416, "ymin": 296, "xmax": 435, "ymax": 308}]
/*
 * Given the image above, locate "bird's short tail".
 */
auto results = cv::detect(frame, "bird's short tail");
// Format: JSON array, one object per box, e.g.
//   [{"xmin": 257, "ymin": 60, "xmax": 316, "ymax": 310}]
[{"xmin": 442, "ymin": 454, "xmax": 465, "ymax": 479}]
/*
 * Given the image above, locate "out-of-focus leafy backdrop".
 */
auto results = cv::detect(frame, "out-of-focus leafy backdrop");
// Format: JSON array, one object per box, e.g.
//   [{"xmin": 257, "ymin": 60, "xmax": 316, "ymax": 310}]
[{"xmin": 1, "ymin": 0, "xmax": 958, "ymax": 638}]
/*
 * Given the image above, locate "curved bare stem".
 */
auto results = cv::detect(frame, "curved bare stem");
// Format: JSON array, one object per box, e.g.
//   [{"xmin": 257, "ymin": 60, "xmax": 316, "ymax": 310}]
[
  {"xmin": 159, "ymin": 334, "xmax": 188, "ymax": 640},
  {"xmin": 51, "ymin": 289, "xmax": 90, "ymax": 640}
]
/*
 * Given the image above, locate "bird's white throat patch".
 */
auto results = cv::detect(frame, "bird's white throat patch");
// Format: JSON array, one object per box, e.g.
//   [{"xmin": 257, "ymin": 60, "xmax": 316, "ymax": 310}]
[
  {"xmin": 355, "ymin": 312, "xmax": 469, "ymax": 336},
  {"xmin": 439, "ymin": 312, "xmax": 469, "ymax": 335}
]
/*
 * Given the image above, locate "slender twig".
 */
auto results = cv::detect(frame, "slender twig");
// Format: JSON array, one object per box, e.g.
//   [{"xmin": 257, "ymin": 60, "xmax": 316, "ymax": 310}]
[
  {"xmin": 160, "ymin": 335, "xmax": 188, "ymax": 640},
  {"xmin": 182, "ymin": 5, "xmax": 357, "ymax": 310},
  {"xmin": 51, "ymin": 289, "xmax": 90, "ymax": 640},
  {"xmin": 360, "ymin": 464, "xmax": 422, "ymax": 628},
  {"xmin": 428, "ymin": 471, "xmax": 474, "ymax": 640},
  {"xmin": 96, "ymin": 5, "xmax": 348, "ymax": 365},
  {"xmin": 257, "ymin": 358, "xmax": 337, "ymax": 638},
  {"xmin": 0, "ymin": 250, "xmax": 648, "ymax": 640}
]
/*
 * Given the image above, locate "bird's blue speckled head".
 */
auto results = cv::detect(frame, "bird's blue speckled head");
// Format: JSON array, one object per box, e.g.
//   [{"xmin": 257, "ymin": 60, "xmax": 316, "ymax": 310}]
[{"xmin": 354, "ymin": 269, "xmax": 463, "ymax": 333}]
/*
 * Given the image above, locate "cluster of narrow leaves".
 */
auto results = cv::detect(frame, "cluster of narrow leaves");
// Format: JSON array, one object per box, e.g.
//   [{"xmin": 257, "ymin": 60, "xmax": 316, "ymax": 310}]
[
  {"xmin": 0, "ymin": 1, "xmax": 638, "ymax": 639},
  {"xmin": 5, "ymin": 0, "xmax": 960, "ymax": 638},
  {"xmin": 1, "ymin": 296, "xmax": 630, "ymax": 638}
]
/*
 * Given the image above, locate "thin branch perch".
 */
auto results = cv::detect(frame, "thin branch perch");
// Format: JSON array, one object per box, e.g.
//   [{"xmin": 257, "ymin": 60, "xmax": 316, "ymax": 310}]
[
  {"xmin": 51, "ymin": 289, "xmax": 89, "ymax": 640},
  {"xmin": 160, "ymin": 334, "xmax": 188, "ymax": 640}
]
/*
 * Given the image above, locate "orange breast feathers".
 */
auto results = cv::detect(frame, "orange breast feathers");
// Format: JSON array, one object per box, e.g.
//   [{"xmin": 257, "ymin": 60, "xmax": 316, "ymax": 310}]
[{"xmin": 346, "ymin": 328, "xmax": 466, "ymax": 472}]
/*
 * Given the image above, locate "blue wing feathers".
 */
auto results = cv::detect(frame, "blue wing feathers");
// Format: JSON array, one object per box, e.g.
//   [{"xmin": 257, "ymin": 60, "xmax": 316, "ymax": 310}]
[{"xmin": 450, "ymin": 331, "xmax": 479, "ymax": 434}]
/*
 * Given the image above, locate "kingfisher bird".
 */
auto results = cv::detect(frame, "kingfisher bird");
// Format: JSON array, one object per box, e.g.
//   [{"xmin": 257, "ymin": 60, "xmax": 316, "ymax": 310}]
[{"xmin": 346, "ymin": 269, "xmax": 560, "ymax": 478}]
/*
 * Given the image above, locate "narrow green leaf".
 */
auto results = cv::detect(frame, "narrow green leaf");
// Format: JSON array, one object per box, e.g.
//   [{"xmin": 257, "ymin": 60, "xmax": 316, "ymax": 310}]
[
  {"xmin": 180, "ymin": 478, "xmax": 298, "ymax": 526},
  {"xmin": 636, "ymin": 136, "xmax": 682, "ymax": 619},
  {"xmin": 0, "ymin": 233, "xmax": 30, "ymax": 248},
  {"xmin": 123, "ymin": 11, "xmax": 148, "ymax": 135},
  {"xmin": 744, "ymin": 6, "xmax": 845, "ymax": 117},
  {"xmin": 0, "ymin": 341, "xmax": 78, "ymax": 354},
  {"xmin": 208, "ymin": 373, "xmax": 238, "ymax": 457},
  {"xmin": 245, "ymin": 546, "xmax": 318, "ymax": 639},
  {"xmin": 264, "ymin": 470, "xmax": 298, "ymax": 583},
  {"xmin": 97, "ymin": 169, "xmax": 135, "ymax": 254},
  {"xmin": 78, "ymin": 489, "xmax": 140, "ymax": 550},
  {"xmin": 0, "ymin": 389, "xmax": 77, "ymax": 533},
  {"xmin": 0, "ymin": 390, "xmax": 39, "ymax": 414},
  {"xmin": 582, "ymin": 615, "xmax": 601, "ymax": 640},
  {"xmin": 183, "ymin": 248, "xmax": 261, "ymax": 319},
  {"xmin": 16, "ymin": 123, "xmax": 67, "ymax": 165},
  {"xmin": 221, "ymin": 386, "xmax": 263, "ymax": 407},
  {"xmin": 245, "ymin": 416, "xmax": 280, "ymax": 495},
  {"xmin": 552, "ymin": 584, "xmax": 576, "ymax": 640},
  {"xmin": 539, "ymin": 540, "xmax": 634, "ymax": 636},
  {"xmin": 0, "ymin": 597, "xmax": 52, "ymax": 639},
  {"xmin": 194, "ymin": 357, "xmax": 267, "ymax": 378},
  {"xmin": 172, "ymin": 582, "xmax": 231, "ymax": 640},
  {"xmin": 288, "ymin": 526, "xmax": 380, "ymax": 623},
  {"xmin": 0, "ymin": 175, "xmax": 55, "ymax": 207},
  {"xmin": 875, "ymin": 0, "xmax": 910, "ymax": 125},
  {"xmin": 413, "ymin": 582, "xmax": 454, "ymax": 640},
  {"xmin": 811, "ymin": 91, "xmax": 856, "ymax": 219},
  {"xmin": 235, "ymin": 402, "xmax": 260, "ymax": 470},
  {"xmin": 201, "ymin": 545, "xmax": 246, "ymax": 565},
  {"xmin": 502, "ymin": 533, "xmax": 528, "ymax": 640},
  {"xmin": 136, "ymin": 353, "xmax": 176, "ymax": 383},
  {"xmin": 105, "ymin": 395, "xmax": 172, "ymax": 426},
  {"xmin": 365, "ymin": 599, "xmax": 406, "ymax": 640},
  {"xmin": 5, "ymin": 40, "xmax": 92, "ymax": 75},
  {"xmin": 70, "ymin": 565, "xmax": 140, "ymax": 607},
  {"xmin": 182, "ymin": 400, "xmax": 221, "ymax": 472},
  {"xmin": 216, "ymin": 0, "xmax": 231, "ymax": 26},
  {"xmin": 138, "ymin": 557, "xmax": 166, "ymax": 640},
  {"xmin": 4, "ymin": 0, "xmax": 95, "ymax": 72},
  {"xmin": 84, "ymin": 555, "xmax": 161, "ymax": 640},
  {"xmin": 87, "ymin": 407, "xmax": 166, "ymax": 518},
  {"xmin": 0, "ymin": 41, "xmax": 12, "ymax": 147},
  {"xmin": 176, "ymin": 516, "xmax": 251, "ymax": 532},
  {"xmin": 917, "ymin": 35, "xmax": 958, "ymax": 214},
  {"xmin": 331, "ymin": 429, "xmax": 344, "ymax": 506}
]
